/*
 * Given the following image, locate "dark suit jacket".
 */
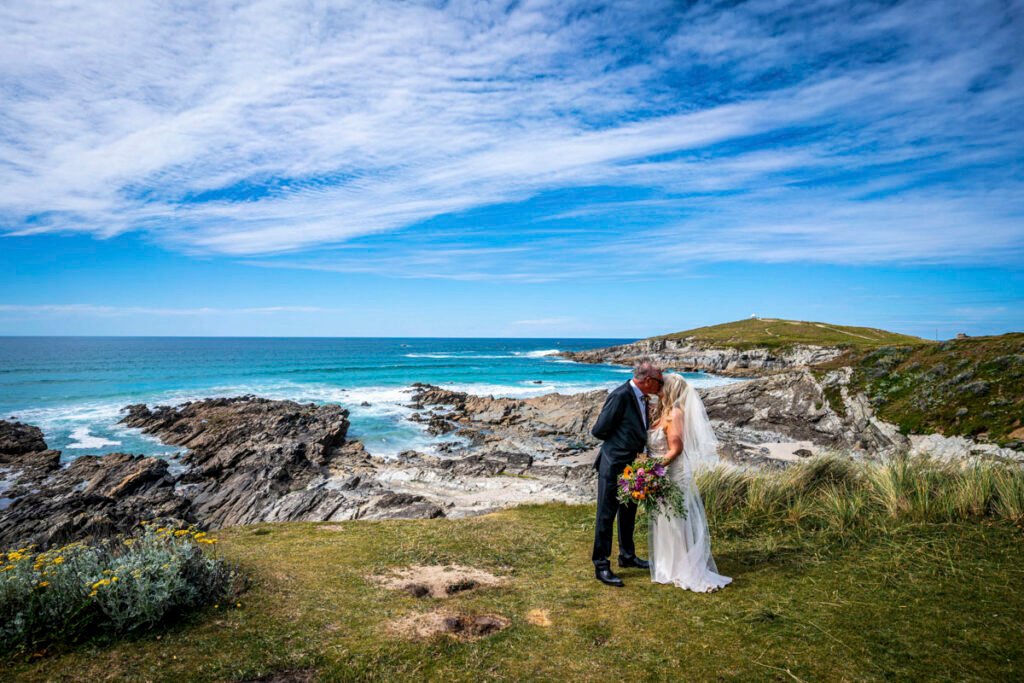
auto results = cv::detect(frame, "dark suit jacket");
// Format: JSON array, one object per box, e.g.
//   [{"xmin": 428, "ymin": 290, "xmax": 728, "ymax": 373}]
[{"xmin": 591, "ymin": 381, "xmax": 648, "ymax": 475}]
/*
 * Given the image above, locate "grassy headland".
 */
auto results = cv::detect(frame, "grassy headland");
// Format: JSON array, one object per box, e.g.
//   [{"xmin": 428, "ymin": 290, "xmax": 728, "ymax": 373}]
[
  {"xmin": 822, "ymin": 333, "xmax": 1024, "ymax": 447},
  {"xmin": 647, "ymin": 318, "xmax": 1022, "ymax": 448},
  {"xmin": 652, "ymin": 317, "xmax": 929, "ymax": 350},
  {"xmin": 5, "ymin": 457, "xmax": 1023, "ymax": 682}
]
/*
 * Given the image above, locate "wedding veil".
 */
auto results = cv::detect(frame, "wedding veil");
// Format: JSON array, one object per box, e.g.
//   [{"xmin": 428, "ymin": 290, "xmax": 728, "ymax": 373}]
[{"xmin": 664, "ymin": 374, "xmax": 720, "ymax": 470}]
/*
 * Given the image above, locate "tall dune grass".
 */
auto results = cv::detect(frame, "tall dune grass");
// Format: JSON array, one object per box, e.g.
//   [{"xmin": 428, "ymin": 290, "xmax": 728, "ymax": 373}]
[{"xmin": 696, "ymin": 454, "xmax": 1024, "ymax": 533}]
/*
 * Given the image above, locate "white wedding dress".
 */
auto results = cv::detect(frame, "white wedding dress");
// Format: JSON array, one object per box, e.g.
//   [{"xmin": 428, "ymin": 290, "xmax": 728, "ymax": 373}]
[{"xmin": 647, "ymin": 425, "xmax": 732, "ymax": 592}]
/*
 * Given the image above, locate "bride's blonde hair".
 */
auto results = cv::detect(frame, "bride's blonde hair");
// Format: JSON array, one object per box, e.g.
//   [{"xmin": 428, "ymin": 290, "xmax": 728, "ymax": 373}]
[{"xmin": 655, "ymin": 373, "xmax": 689, "ymax": 424}]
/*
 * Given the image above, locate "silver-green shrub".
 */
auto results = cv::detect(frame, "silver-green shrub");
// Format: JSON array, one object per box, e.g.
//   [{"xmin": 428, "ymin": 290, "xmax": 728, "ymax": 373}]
[{"xmin": 0, "ymin": 524, "xmax": 241, "ymax": 653}]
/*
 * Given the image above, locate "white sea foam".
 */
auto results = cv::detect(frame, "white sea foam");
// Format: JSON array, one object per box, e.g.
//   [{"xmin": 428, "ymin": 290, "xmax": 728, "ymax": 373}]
[
  {"xmin": 437, "ymin": 380, "xmax": 618, "ymax": 399},
  {"xmin": 7, "ymin": 364, "xmax": 744, "ymax": 463},
  {"xmin": 66, "ymin": 426, "xmax": 121, "ymax": 449},
  {"xmin": 14, "ymin": 400, "xmax": 126, "ymax": 428},
  {"xmin": 513, "ymin": 349, "xmax": 562, "ymax": 358}
]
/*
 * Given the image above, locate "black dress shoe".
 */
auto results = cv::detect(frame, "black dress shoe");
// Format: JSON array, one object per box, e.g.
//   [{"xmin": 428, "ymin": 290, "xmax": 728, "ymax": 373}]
[
  {"xmin": 595, "ymin": 566, "xmax": 625, "ymax": 587},
  {"xmin": 618, "ymin": 555, "xmax": 650, "ymax": 570}
]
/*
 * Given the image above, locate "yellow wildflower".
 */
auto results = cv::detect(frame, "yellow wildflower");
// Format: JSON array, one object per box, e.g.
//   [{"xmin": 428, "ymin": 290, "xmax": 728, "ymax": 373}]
[
  {"xmin": 38, "ymin": 581, "xmax": 49, "ymax": 588},
  {"xmin": 53, "ymin": 556, "xmax": 65, "ymax": 565},
  {"xmin": 174, "ymin": 529, "xmax": 189, "ymax": 537},
  {"xmin": 88, "ymin": 590, "xmax": 98, "ymax": 598},
  {"xmin": 111, "ymin": 576, "xmax": 119, "ymax": 582},
  {"xmin": 235, "ymin": 602, "xmax": 241, "ymax": 608}
]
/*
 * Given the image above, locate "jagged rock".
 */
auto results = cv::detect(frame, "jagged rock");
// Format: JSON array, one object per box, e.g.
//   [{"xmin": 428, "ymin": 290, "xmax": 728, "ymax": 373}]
[
  {"xmin": 362, "ymin": 492, "xmax": 445, "ymax": 520},
  {"xmin": 408, "ymin": 384, "xmax": 606, "ymax": 461},
  {"xmin": 561, "ymin": 339, "xmax": 844, "ymax": 377},
  {"xmin": 909, "ymin": 434, "xmax": 1024, "ymax": 464},
  {"xmin": 120, "ymin": 396, "xmax": 354, "ymax": 528},
  {"xmin": 701, "ymin": 368, "xmax": 909, "ymax": 454},
  {"xmin": 0, "ymin": 452, "xmax": 191, "ymax": 550},
  {"xmin": 0, "ymin": 420, "xmax": 49, "ymax": 463}
]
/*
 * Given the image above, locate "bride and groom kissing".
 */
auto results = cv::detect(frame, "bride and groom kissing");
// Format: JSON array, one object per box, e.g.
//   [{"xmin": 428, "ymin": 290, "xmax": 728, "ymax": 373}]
[{"xmin": 591, "ymin": 361, "xmax": 731, "ymax": 592}]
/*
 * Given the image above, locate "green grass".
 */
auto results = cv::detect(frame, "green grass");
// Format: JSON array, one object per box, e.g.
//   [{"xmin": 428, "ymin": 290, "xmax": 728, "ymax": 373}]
[
  {"xmin": 823, "ymin": 333, "xmax": 1024, "ymax": 447},
  {"xmin": 5, "ymin": 457, "xmax": 1024, "ymax": 682},
  {"xmin": 652, "ymin": 317, "xmax": 929, "ymax": 350}
]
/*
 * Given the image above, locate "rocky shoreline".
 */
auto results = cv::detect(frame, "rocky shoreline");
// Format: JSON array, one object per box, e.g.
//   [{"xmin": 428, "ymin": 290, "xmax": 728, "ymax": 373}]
[
  {"xmin": 3, "ymin": 364, "xmax": 1021, "ymax": 550},
  {"xmin": 0, "ymin": 391, "xmax": 603, "ymax": 550},
  {"xmin": 560, "ymin": 337, "xmax": 845, "ymax": 377}
]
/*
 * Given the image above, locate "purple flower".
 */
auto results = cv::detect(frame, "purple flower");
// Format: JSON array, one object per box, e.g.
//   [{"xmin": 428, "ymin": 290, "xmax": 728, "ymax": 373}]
[{"xmin": 653, "ymin": 465, "xmax": 666, "ymax": 477}]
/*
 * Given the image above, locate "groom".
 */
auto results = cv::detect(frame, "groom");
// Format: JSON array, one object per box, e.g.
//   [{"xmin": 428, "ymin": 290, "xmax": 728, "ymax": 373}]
[{"xmin": 590, "ymin": 360, "xmax": 664, "ymax": 587}]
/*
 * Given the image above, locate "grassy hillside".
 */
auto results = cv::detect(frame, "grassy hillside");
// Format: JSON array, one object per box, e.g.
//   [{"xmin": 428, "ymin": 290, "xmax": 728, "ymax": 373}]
[
  {"xmin": 6, "ymin": 457, "xmax": 1024, "ymax": 682},
  {"xmin": 653, "ymin": 317, "xmax": 929, "ymax": 350},
  {"xmin": 825, "ymin": 333, "xmax": 1024, "ymax": 448}
]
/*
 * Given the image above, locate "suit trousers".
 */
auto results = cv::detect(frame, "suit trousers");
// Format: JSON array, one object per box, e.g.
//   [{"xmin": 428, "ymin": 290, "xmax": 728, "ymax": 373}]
[{"xmin": 592, "ymin": 457, "xmax": 638, "ymax": 567}]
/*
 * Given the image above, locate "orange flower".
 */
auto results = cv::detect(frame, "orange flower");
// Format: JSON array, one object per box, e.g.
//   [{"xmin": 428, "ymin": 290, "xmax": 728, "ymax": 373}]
[
  {"xmin": 631, "ymin": 491, "xmax": 642, "ymax": 500},
  {"xmin": 623, "ymin": 466, "xmax": 633, "ymax": 478}
]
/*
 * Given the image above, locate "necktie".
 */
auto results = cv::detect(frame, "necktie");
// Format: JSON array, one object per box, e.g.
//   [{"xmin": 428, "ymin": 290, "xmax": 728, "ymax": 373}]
[{"xmin": 641, "ymin": 395, "xmax": 650, "ymax": 428}]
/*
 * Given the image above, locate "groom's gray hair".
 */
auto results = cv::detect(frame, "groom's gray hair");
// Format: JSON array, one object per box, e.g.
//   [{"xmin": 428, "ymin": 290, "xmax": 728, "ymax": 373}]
[{"xmin": 632, "ymin": 359, "xmax": 662, "ymax": 379}]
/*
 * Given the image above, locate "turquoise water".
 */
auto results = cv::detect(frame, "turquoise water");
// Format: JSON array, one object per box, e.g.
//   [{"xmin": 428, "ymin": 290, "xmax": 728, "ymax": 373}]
[{"xmin": 0, "ymin": 337, "xmax": 737, "ymax": 459}]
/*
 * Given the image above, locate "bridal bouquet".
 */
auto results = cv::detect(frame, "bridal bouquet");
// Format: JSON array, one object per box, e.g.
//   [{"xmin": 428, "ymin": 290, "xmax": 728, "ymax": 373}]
[{"xmin": 617, "ymin": 457, "xmax": 687, "ymax": 518}]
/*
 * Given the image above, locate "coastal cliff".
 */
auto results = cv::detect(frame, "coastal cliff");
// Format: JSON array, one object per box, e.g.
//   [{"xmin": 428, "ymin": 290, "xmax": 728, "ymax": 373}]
[
  {"xmin": 561, "ymin": 317, "xmax": 927, "ymax": 376},
  {"xmin": 563, "ymin": 337, "xmax": 844, "ymax": 376}
]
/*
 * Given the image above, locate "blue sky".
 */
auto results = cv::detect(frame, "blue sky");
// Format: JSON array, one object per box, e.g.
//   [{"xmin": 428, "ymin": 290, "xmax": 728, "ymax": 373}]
[{"xmin": 1, "ymin": 0, "xmax": 1022, "ymax": 338}]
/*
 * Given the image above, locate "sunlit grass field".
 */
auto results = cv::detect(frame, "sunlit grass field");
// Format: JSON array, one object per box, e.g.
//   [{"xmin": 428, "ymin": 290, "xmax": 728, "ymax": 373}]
[{"xmin": 5, "ymin": 456, "xmax": 1024, "ymax": 682}]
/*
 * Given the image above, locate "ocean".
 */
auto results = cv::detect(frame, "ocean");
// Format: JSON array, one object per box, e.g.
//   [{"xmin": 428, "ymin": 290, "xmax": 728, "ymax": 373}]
[{"xmin": 0, "ymin": 337, "xmax": 739, "ymax": 460}]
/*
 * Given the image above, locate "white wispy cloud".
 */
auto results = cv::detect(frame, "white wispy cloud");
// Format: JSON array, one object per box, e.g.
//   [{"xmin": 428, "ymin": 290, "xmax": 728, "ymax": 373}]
[{"xmin": 0, "ymin": 0, "xmax": 1021, "ymax": 276}]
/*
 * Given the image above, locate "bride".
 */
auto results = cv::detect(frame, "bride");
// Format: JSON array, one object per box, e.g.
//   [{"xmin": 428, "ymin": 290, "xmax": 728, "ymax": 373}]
[{"xmin": 647, "ymin": 373, "xmax": 732, "ymax": 592}]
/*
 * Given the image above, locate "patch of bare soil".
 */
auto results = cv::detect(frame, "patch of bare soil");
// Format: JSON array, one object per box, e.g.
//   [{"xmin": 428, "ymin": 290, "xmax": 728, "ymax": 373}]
[
  {"xmin": 375, "ymin": 564, "xmax": 505, "ymax": 598},
  {"xmin": 387, "ymin": 609, "xmax": 510, "ymax": 641},
  {"xmin": 526, "ymin": 608, "xmax": 552, "ymax": 627}
]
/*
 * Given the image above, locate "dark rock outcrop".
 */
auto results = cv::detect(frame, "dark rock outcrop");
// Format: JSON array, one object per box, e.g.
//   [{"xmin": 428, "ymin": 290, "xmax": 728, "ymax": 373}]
[
  {"xmin": 0, "ymin": 398, "xmax": 454, "ymax": 549},
  {"xmin": 121, "ymin": 396, "xmax": 381, "ymax": 527},
  {"xmin": 0, "ymin": 420, "xmax": 48, "ymax": 461},
  {"xmin": 408, "ymin": 383, "xmax": 605, "ymax": 460},
  {"xmin": 0, "ymin": 451, "xmax": 190, "ymax": 550}
]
